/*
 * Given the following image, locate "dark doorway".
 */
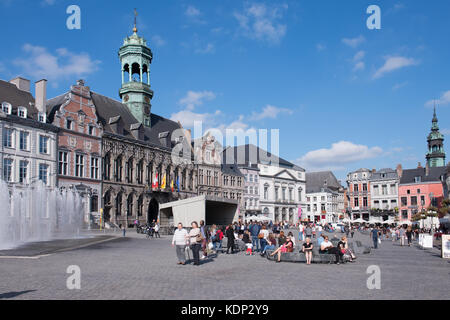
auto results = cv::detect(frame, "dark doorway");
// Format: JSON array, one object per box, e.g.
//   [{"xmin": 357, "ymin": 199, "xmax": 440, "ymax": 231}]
[{"xmin": 148, "ymin": 198, "xmax": 159, "ymax": 223}]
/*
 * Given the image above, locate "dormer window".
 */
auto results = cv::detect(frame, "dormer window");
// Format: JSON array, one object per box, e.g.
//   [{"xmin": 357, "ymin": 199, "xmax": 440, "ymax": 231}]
[
  {"xmin": 414, "ymin": 176, "xmax": 422, "ymax": 183},
  {"xmin": 38, "ymin": 112, "xmax": 46, "ymax": 123},
  {"xmin": 18, "ymin": 106, "xmax": 27, "ymax": 118},
  {"xmin": 2, "ymin": 102, "xmax": 12, "ymax": 114}
]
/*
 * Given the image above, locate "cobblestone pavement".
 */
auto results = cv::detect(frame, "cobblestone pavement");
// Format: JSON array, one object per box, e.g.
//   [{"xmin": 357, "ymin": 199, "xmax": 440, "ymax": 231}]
[{"xmin": 0, "ymin": 230, "xmax": 449, "ymax": 300}]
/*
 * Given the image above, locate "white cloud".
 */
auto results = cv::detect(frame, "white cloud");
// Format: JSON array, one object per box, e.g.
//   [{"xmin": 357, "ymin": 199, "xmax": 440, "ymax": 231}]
[
  {"xmin": 425, "ymin": 90, "xmax": 450, "ymax": 108},
  {"xmin": 185, "ymin": 5, "xmax": 201, "ymax": 17},
  {"xmin": 353, "ymin": 61, "xmax": 365, "ymax": 72},
  {"xmin": 13, "ymin": 44, "xmax": 100, "ymax": 83},
  {"xmin": 373, "ymin": 56, "xmax": 419, "ymax": 79},
  {"xmin": 393, "ymin": 82, "xmax": 408, "ymax": 91},
  {"xmin": 234, "ymin": 3, "xmax": 288, "ymax": 45},
  {"xmin": 178, "ymin": 90, "xmax": 216, "ymax": 111},
  {"xmin": 441, "ymin": 129, "xmax": 450, "ymax": 135},
  {"xmin": 316, "ymin": 43, "xmax": 326, "ymax": 52},
  {"xmin": 342, "ymin": 35, "xmax": 365, "ymax": 48},
  {"xmin": 170, "ymin": 109, "xmax": 222, "ymax": 128},
  {"xmin": 41, "ymin": 0, "xmax": 56, "ymax": 6},
  {"xmin": 151, "ymin": 35, "xmax": 166, "ymax": 47},
  {"xmin": 195, "ymin": 43, "xmax": 215, "ymax": 54},
  {"xmin": 353, "ymin": 50, "xmax": 365, "ymax": 62},
  {"xmin": 250, "ymin": 105, "xmax": 293, "ymax": 121},
  {"xmin": 296, "ymin": 141, "xmax": 383, "ymax": 171}
]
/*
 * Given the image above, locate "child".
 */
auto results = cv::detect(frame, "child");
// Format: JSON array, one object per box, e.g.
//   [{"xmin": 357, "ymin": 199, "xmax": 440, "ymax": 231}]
[{"xmin": 245, "ymin": 242, "xmax": 253, "ymax": 255}]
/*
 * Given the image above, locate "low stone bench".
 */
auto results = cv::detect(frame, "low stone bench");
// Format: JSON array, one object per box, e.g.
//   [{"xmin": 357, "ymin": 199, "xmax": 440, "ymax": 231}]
[{"xmin": 265, "ymin": 248, "xmax": 338, "ymax": 264}]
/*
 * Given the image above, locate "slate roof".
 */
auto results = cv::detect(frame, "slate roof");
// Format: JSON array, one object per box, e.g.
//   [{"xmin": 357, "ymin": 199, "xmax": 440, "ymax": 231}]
[
  {"xmin": 306, "ymin": 171, "xmax": 342, "ymax": 193},
  {"xmin": 224, "ymin": 144, "xmax": 305, "ymax": 171},
  {"xmin": 370, "ymin": 168, "xmax": 398, "ymax": 181},
  {"xmin": 47, "ymin": 89, "xmax": 182, "ymax": 149},
  {"xmin": 399, "ymin": 166, "xmax": 446, "ymax": 184},
  {"xmin": 0, "ymin": 80, "xmax": 39, "ymax": 119}
]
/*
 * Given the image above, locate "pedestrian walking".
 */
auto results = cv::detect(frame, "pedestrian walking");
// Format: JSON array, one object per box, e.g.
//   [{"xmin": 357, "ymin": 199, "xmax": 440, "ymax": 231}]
[
  {"xmin": 188, "ymin": 221, "xmax": 203, "ymax": 266},
  {"xmin": 299, "ymin": 223, "xmax": 305, "ymax": 242},
  {"xmin": 122, "ymin": 224, "xmax": 126, "ymax": 237},
  {"xmin": 371, "ymin": 226, "xmax": 379, "ymax": 249},
  {"xmin": 406, "ymin": 226, "xmax": 413, "ymax": 247},
  {"xmin": 172, "ymin": 223, "xmax": 189, "ymax": 265},
  {"xmin": 154, "ymin": 221, "xmax": 161, "ymax": 238}
]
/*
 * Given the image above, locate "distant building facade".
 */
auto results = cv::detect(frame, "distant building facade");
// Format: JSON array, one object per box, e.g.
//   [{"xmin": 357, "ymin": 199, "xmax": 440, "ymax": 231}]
[
  {"xmin": 305, "ymin": 171, "xmax": 345, "ymax": 223},
  {"xmin": 346, "ymin": 168, "xmax": 371, "ymax": 221},
  {"xmin": 369, "ymin": 168, "xmax": 399, "ymax": 222},
  {"xmin": 398, "ymin": 163, "xmax": 446, "ymax": 222},
  {"xmin": 1, "ymin": 78, "xmax": 58, "ymax": 190}
]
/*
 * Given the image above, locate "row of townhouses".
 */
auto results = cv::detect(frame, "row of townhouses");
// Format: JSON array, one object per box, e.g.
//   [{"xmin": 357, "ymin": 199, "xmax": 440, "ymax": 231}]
[{"xmin": 346, "ymin": 109, "xmax": 450, "ymax": 223}]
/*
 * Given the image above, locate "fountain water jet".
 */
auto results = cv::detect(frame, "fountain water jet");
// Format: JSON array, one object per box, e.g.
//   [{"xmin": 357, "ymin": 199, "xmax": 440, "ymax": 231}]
[{"xmin": 0, "ymin": 180, "xmax": 84, "ymax": 250}]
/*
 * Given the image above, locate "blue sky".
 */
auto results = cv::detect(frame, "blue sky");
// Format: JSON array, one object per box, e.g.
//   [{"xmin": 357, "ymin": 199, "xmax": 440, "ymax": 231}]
[{"xmin": 1, "ymin": 0, "xmax": 449, "ymax": 182}]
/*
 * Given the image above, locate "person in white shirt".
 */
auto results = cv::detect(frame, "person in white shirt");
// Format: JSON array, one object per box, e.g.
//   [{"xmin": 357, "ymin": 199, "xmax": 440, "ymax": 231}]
[
  {"xmin": 299, "ymin": 223, "xmax": 305, "ymax": 241},
  {"xmin": 172, "ymin": 223, "xmax": 189, "ymax": 265}
]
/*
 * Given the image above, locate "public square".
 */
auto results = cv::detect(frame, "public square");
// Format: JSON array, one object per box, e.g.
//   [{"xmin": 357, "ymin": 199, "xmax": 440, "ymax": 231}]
[{"xmin": 0, "ymin": 230, "xmax": 449, "ymax": 300}]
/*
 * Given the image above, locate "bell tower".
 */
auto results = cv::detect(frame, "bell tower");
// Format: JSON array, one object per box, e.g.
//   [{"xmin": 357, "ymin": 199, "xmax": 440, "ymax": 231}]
[
  {"xmin": 118, "ymin": 9, "xmax": 153, "ymax": 127},
  {"xmin": 426, "ymin": 106, "xmax": 446, "ymax": 167}
]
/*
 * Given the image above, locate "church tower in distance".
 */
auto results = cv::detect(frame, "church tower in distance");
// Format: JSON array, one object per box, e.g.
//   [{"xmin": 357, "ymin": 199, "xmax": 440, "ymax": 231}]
[{"xmin": 426, "ymin": 107, "xmax": 446, "ymax": 167}]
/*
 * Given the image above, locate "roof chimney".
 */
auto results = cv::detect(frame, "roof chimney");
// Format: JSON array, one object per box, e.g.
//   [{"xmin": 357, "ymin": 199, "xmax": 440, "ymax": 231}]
[
  {"xmin": 372, "ymin": 168, "xmax": 376, "ymax": 173},
  {"xmin": 396, "ymin": 164, "xmax": 403, "ymax": 178},
  {"xmin": 10, "ymin": 77, "xmax": 30, "ymax": 92},
  {"xmin": 417, "ymin": 162, "xmax": 423, "ymax": 169},
  {"xmin": 425, "ymin": 162, "xmax": 430, "ymax": 176},
  {"xmin": 35, "ymin": 79, "xmax": 47, "ymax": 114}
]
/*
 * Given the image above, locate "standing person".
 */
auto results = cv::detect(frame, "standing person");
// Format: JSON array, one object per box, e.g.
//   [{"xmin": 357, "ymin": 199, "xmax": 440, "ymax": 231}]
[
  {"xmin": 350, "ymin": 225, "xmax": 355, "ymax": 238},
  {"xmin": 154, "ymin": 220, "xmax": 161, "ymax": 238},
  {"xmin": 406, "ymin": 226, "xmax": 413, "ymax": 247},
  {"xmin": 249, "ymin": 221, "xmax": 261, "ymax": 252},
  {"xmin": 302, "ymin": 237, "xmax": 313, "ymax": 265},
  {"xmin": 305, "ymin": 224, "xmax": 313, "ymax": 240},
  {"xmin": 399, "ymin": 226, "xmax": 406, "ymax": 246},
  {"xmin": 172, "ymin": 223, "xmax": 189, "ymax": 265},
  {"xmin": 210, "ymin": 224, "xmax": 218, "ymax": 251},
  {"xmin": 371, "ymin": 226, "xmax": 379, "ymax": 249},
  {"xmin": 188, "ymin": 221, "xmax": 203, "ymax": 266},
  {"xmin": 199, "ymin": 220, "xmax": 208, "ymax": 259},
  {"xmin": 226, "ymin": 224, "xmax": 235, "ymax": 254},
  {"xmin": 317, "ymin": 224, "xmax": 323, "ymax": 239},
  {"xmin": 299, "ymin": 223, "xmax": 305, "ymax": 242},
  {"xmin": 122, "ymin": 224, "xmax": 126, "ymax": 237},
  {"xmin": 344, "ymin": 224, "xmax": 350, "ymax": 238}
]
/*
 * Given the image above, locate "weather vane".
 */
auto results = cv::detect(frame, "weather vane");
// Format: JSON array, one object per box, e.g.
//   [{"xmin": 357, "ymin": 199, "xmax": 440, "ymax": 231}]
[{"xmin": 133, "ymin": 8, "xmax": 138, "ymax": 33}]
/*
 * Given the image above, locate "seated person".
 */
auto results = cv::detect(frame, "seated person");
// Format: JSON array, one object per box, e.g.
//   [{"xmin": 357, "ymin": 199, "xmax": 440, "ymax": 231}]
[
  {"xmin": 270, "ymin": 236, "xmax": 294, "ymax": 262},
  {"xmin": 278, "ymin": 231, "xmax": 287, "ymax": 247},
  {"xmin": 261, "ymin": 234, "xmax": 277, "ymax": 256},
  {"xmin": 302, "ymin": 237, "xmax": 313, "ymax": 265},
  {"xmin": 338, "ymin": 236, "xmax": 356, "ymax": 262},
  {"xmin": 320, "ymin": 236, "xmax": 344, "ymax": 264}
]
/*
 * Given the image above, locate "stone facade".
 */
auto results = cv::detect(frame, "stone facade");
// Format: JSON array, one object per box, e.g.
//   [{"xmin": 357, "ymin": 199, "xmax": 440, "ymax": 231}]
[
  {"xmin": 1, "ymin": 78, "xmax": 58, "ymax": 191},
  {"xmin": 346, "ymin": 168, "xmax": 371, "ymax": 220}
]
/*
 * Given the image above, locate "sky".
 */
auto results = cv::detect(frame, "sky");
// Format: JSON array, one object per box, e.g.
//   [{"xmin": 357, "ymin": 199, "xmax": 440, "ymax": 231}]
[{"xmin": 0, "ymin": 0, "xmax": 449, "ymax": 183}]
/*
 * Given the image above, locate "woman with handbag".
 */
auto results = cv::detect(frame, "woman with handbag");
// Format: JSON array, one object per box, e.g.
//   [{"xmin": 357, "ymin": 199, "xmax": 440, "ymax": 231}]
[{"xmin": 188, "ymin": 221, "xmax": 203, "ymax": 266}]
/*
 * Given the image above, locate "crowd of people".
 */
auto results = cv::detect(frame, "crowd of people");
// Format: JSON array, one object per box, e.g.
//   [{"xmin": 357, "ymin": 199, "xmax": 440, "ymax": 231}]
[{"xmin": 170, "ymin": 220, "xmax": 359, "ymax": 266}]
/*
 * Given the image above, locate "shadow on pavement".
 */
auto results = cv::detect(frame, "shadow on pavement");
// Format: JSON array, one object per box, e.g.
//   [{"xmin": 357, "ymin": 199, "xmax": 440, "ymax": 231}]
[{"xmin": 0, "ymin": 290, "xmax": 36, "ymax": 299}]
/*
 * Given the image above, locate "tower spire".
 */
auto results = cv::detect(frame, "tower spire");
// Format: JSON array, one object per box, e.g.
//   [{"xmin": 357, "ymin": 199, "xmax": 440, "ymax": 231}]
[{"xmin": 133, "ymin": 8, "xmax": 138, "ymax": 33}]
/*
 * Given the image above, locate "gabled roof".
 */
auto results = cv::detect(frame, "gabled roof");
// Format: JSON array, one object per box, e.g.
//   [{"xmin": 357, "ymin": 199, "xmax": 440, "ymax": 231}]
[
  {"xmin": 306, "ymin": 171, "xmax": 342, "ymax": 193},
  {"xmin": 400, "ymin": 166, "xmax": 446, "ymax": 184},
  {"xmin": 224, "ymin": 144, "xmax": 305, "ymax": 171},
  {"xmin": 47, "ymin": 89, "xmax": 182, "ymax": 149}
]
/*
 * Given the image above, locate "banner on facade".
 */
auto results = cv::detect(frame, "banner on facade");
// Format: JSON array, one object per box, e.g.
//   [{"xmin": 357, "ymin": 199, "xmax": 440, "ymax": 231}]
[
  {"xmin": 298, "ymin": 207, "xmax": 302, "ymax": 218},
  {"xmin": 442, "ymin": 235, "xmax": 450, "ymax": 259}
]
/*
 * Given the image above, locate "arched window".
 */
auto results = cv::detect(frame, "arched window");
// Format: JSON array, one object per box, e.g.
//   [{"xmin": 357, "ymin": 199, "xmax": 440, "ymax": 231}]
[
  {"xmin": 142, "ymin": 64, "xmax": 149, "ymax": 84},
  {"xmin": 127, "ymin": 194, "xmax": 133, "ymax": 216},
  {"xmin": 123, "ymin": 64, "xmax": 130, "ymax": 83},
  {"xmin": 131, "ymin": 63, "xmax": 141, "ymax": 82}
]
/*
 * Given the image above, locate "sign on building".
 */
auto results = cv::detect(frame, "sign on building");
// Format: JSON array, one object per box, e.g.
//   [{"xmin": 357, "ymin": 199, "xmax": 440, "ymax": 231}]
[{"xmin": 442, "ymin": 235, "xmax": 450, "ymax": 259}]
